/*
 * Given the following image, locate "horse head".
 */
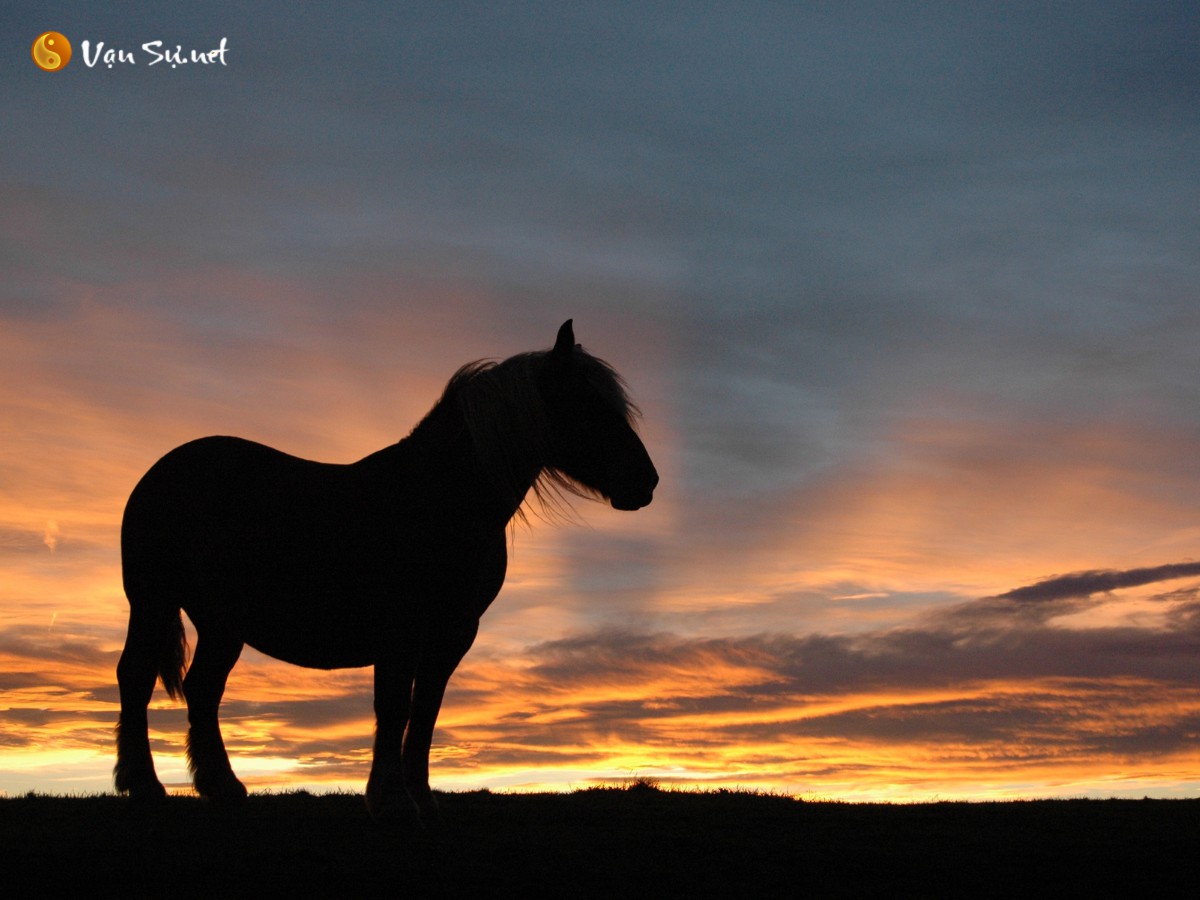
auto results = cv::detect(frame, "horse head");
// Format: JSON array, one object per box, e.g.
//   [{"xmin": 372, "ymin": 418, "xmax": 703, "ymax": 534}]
[{"xmin": 538, "ymin": 320, "xmax": 658, "ymax": 511}]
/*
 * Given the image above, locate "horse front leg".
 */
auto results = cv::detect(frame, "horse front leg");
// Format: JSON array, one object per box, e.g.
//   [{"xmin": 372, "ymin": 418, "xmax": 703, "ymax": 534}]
[
  {"xmin": 401, "ymin": 623, "xmax": 478, "ymax": 825},
  {"xmin": 366, "ymin": 653, "xmax": 417, "ymax": 823}
]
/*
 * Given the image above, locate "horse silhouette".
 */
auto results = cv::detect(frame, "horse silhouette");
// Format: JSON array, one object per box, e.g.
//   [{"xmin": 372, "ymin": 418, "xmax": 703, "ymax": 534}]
[{"xmin": 114, "ymin": 320, "xmax": 658, "ymax": 822}]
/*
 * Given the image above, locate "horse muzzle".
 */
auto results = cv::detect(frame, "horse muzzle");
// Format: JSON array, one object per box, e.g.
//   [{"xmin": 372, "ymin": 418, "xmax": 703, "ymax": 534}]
[{"xmin": 609, "ymin": 469, "xmax": 658, "ymax": 511}]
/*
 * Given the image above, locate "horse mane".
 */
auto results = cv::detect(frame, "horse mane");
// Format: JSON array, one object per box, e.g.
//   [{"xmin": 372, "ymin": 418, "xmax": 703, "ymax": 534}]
[{"xmin": 433, "ymin": 344, "xmax": 640, "ymax": 524}]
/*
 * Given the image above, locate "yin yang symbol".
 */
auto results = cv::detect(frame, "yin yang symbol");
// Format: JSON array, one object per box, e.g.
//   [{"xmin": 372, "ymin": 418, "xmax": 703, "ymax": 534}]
[{"xmin": 32, "ymin": 32, "xmax": 72, "ymax": 72}]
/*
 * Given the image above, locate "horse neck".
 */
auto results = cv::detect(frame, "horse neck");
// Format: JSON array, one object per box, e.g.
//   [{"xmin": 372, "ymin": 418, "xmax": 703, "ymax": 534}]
[{"xmin": 382, "ymin": 399, "xmax": 545, "ymax": 527}]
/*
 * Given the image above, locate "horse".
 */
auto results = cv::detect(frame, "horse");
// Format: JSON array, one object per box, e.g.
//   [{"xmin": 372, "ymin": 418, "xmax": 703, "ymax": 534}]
[{"xmin": 113, "ymin": 320, "xmax": 658, "ymax": 823}]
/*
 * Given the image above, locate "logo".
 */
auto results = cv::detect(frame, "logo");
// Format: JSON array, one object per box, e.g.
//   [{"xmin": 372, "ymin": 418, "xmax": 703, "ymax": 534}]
[
  {"xmin": 31, "ymin": 33, "xmax": 230, "ymax": 71},
  {"xmin": 32, "ymin": 31, "xmax": 72, "ymax": 72}
]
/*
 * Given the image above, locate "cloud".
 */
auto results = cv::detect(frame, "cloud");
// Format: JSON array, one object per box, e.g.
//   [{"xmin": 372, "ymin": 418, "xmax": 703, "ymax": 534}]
[
  {"xmin": 421, "ymin": 577, "xmax": 1200, "ymax": 783},
  {"xmin": 0, "ymin": 625, "xmax": 118, "ymax": 671},
  {"xmin": 512, "ymin": 580, "xmax": 1200, "ymax": 702},
  {"xmin": 994, "ymin": 562, "xmax": 1200, "ymax": 603},
  {"xmin": 5, "ymin": 560, "xmax": 1200, "ymax": 796}
]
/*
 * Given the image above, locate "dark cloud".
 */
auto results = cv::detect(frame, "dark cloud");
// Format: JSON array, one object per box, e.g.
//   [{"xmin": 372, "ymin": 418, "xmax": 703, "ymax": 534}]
[
  {"xmin": 433, "ymin": 586, "xmax": 1200, "ymax": 770},
  {"xmin": 994, "ymin": 562, "xmax": 1200, "ymax": 603},
  {"xmin": 0, "ymin": 626, "xmax": 119, "ymax": 669},
  {"xmin": 519, "ymin": 587, "xmax": 1200, "ymax": 700},
  {"xmin": 125, "ymin": 575, "xmax": 1200, "ymax": 777},
  {"xmin": 217, "ymin": 694, "xmax": 374, "ymax": 738}
]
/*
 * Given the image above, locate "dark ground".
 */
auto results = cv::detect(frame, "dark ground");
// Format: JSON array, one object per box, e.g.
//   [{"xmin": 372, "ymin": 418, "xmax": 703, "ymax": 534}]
[{"xmin": 3, "ymin": 786, "xmax": 1198, "ymax": 897}]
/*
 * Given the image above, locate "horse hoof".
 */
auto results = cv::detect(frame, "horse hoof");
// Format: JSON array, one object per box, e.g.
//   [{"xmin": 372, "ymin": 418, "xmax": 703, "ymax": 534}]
[
  {"xmin": 196, "ymin": 776, "xmax": 248, "ymax": 805},
  {"xmin": 365, "ymin": 790, "xmax": 420, "ymax": 827},
  {"xmin": 124, "ymin": 781, "xmax": 168, "ymax": 805}
]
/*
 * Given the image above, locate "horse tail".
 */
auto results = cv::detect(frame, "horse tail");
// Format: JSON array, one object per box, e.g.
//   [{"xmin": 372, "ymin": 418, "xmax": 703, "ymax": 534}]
[{"xmin": 158, "ymin": 612, "xmax": 189, "ymax": 701}]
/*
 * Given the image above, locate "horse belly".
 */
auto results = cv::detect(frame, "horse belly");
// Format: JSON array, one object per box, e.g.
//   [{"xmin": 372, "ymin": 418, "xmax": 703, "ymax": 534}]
[
  {"xmin": 190, "ymin": 516, "xmax": 396, "ymax": 668},
  {"xmin": 202, "ymin": 579, "xmax": 386, "ymax": 670},
  {"xmin": 242, "ymin": 626, "xmax": 376, "ymax": 670}
]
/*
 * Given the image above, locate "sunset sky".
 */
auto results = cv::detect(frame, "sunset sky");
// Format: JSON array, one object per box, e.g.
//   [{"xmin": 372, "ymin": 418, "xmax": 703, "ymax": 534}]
[{"xmin": 4, "ymin": 2, "xmax": 1200, "ymax": 801}]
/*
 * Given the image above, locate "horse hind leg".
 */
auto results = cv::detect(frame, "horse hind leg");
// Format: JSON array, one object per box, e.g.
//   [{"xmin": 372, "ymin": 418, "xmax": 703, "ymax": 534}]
[
  {"xmin": 114, "ymin": 603, "xmax": 186, "ymax": 802},
  {"xmin": 183, "ymin": 623, "xmax": 247, "ymax": 803}
]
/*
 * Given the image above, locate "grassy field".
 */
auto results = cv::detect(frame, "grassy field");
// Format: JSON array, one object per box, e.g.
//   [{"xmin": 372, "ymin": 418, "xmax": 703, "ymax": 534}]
[{"xmin": 3, "ymin": 785, "xmax": 1198, "ymax": 897}]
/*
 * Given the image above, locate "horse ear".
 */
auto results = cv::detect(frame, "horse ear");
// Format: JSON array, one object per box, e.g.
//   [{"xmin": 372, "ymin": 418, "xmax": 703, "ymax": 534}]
[{"xmin": 553, "ymin": 319, "xmax": 575, "ymax": 358}]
